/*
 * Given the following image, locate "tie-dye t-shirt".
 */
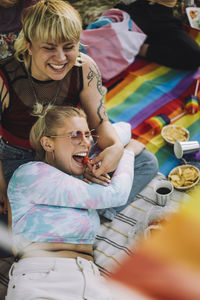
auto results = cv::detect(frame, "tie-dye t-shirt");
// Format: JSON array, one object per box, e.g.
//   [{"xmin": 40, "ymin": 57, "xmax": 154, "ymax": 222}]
[{"xmin": 7, "ymin": 150, "xmax": 134, "ymax": 245}]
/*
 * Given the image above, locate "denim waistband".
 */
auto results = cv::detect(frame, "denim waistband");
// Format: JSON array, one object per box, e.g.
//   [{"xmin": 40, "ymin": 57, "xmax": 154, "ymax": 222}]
[
  {"xmin": 0, "ymin": 138, "xmax": 35, "ymax": 161},
  {"xmin": 1, "ymin": 138, "xmax": 33, "ymax": 152}
]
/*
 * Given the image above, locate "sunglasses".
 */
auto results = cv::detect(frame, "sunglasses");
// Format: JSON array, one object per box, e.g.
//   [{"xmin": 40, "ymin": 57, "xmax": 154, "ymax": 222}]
[{"xmin": 48, "ymin": 129, "xmax": 99, "ymax": 145}]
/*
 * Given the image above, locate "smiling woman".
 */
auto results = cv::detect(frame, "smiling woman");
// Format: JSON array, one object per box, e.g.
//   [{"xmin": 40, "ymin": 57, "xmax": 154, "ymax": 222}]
[
  {"xmin": 26, "ymin": 40, "xmax": 79, "ymax": 81},
  {"xmin": 0, "ymin": 0, "xmax": 158, "ymax": 254},
  {"xmin": 0, "ymin": 0, "xmax": 125, "ymax": 215},
  {"xmin": 6, "ymin": 105, "xmax": 136, "ymax": 300},
  {"xmin": 30, "ymin": 106, "xmax": 93, "ymax": 175}
]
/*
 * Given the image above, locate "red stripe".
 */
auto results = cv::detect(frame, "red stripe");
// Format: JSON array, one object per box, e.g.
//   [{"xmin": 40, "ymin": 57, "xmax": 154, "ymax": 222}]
[{"xmin": 0, "ymin": 126, "xmax": 32, "ymax": 149}]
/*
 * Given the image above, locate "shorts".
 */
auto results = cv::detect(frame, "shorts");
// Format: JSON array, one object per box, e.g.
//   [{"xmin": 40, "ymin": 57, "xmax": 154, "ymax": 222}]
[{"xmin": 6, "ymin": 256, "xmax": 113, "ymax": 300}]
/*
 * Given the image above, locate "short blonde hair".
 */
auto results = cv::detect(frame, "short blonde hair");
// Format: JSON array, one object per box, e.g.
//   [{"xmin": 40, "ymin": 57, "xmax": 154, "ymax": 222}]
[
  {"xmin": 15, "ymin": 0, "xmax": 82, "ymax": 70},
  {"xmin": 150, "ymin": 0, "xmax": 176, "ymax": 7},
  {"xmin": 30, "ymin": 105, "xmax": 87, "ymax": 161}
]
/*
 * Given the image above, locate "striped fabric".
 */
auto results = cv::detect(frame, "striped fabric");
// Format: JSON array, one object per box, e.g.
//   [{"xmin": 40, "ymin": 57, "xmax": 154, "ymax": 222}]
[
  {"xmin": 105, "ymin": 28, "xmax": 200, "ymax": 176},
  {"xmin": 0, "ymin": 174, "xmax": 191, "ymax": 298},
  {"xmin": 0, "ymin": 257, "xmax": 14, "ymax": 299},
  {"xmin": 1, "ymin": 28, "xmax": 200, "ymax": 300},
  {"xmin": 93, "ymin": 173, "xmax": 190, "ymax": 276}
]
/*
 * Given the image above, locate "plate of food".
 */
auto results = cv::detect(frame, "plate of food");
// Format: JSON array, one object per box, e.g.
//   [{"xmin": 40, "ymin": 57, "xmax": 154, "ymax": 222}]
[
  {"xmin": 186, "ymin": 7, "xmax": 200, "ymax": 30},
  {"xmin": 161, "ymin": 124, "xmax": 190, "ymax": 145},
  {"xmin": 168, "ymin": 164, "xmax": 200, "ymax": 190}
]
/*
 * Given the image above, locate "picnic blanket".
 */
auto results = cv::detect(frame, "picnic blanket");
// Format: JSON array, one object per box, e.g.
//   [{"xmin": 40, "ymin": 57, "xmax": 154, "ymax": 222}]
[
  {"xmin": 93, "ymin": 172, "xmax": 191, "ymax": 277},
  {"xmin": 0, "ymin": 173, "xmax": 190, "ymax": 299},
  {"xmin": 104, "ymin": 27, "xmax": 200, "ymax": 176},
  {"xmin": 1, "ymin": 22, "xmax": 200, "ymax": 300}
]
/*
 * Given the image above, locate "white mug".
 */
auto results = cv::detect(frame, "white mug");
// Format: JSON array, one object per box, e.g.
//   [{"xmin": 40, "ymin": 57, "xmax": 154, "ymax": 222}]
[{"xmin": 154, "ymin": 180, "xmax": 174, "ymax": 206}]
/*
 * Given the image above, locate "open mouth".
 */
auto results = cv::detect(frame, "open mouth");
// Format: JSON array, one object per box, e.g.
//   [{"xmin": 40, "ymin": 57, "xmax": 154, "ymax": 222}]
[
  {"xmin": 48, "ymin": 63, "xmax": 67, "ymax": 71},
  {"xmin": 73, "ymin": 152, "xmax": 88, "ymax": 165}
]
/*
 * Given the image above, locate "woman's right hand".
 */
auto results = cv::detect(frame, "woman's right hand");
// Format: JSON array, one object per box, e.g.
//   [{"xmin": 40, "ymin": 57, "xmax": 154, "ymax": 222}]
[
  {"xmin": 125, "ymin": 139, "xmax": 145, "ymax": 156},
  {"xmin": 83, "ymin": 162, "xmax": 111, "ymax": 186},
  {"xmin": 0, "ymin": 0, "xmax": 18, "ymax": 8}
]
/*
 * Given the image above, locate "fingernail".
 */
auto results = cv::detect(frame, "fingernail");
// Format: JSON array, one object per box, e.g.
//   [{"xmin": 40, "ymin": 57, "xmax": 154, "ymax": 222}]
[
  {"xmin": 106, "ymin": 174, "xmax": 111, "ymax": 180},
  {"xmin": 96, "ymin": 161, "xmax": 102, "ymax": 169}
]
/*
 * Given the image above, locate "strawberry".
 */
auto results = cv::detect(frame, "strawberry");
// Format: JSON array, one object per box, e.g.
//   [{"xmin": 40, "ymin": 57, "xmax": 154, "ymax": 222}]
[{"xmin": 83, "ymin": 156, "xmax": 90, "ymax": 165}]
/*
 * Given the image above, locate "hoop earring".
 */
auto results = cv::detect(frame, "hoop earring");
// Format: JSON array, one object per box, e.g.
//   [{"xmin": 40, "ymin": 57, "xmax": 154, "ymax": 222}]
[
  {"xmin": 52, "ymin": 150, "xmax": 55, "ymax": 161},
  {"xmin": 45, "ymin": 151, "xmax": 54, "ymax": 165}
]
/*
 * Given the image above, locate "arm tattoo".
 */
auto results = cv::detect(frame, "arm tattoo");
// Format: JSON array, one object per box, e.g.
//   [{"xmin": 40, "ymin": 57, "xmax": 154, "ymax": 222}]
[
  {"xmin": 97, "ymin": 97, "xmax": 108, "ymax": 125},
  {"xmin": 87, "ymin": 62, "xmax": 107, "ymax": 124},
  {"xmin": 87, "ymin": 63, "xmax": 103, "ymax": 96}
]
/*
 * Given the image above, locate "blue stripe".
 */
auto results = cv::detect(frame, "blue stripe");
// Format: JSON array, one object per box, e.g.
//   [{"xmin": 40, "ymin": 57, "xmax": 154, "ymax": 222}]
[
  {"xmin": 158, "ymin": 155, "xmax": 180, "ymax": 176},
  {"xmin": 108, "ymin": 71, "xmax": 189, "ymax": 122}
]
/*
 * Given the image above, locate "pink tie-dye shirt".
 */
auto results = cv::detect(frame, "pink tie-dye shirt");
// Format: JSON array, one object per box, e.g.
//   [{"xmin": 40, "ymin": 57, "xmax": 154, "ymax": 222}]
[{"xmin": 8, "ymin": 150, "xmax": 134, "ymax": 245}]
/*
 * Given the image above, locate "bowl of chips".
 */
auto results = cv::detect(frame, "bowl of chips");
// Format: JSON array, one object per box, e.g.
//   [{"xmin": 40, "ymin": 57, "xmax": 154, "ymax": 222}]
[
  {"xmin": 161, "ymin": 125, "xmax": 190, "ymax": 145},
  {"xmin": 168, "ymin": 164, "xmax": 200, "ymax": 190}
]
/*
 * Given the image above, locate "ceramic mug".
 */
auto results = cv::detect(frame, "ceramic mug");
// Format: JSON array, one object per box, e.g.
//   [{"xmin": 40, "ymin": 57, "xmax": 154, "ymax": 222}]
[{"xmin": 154, "ymin": 180, "xmax": 174, "ymax": 206}]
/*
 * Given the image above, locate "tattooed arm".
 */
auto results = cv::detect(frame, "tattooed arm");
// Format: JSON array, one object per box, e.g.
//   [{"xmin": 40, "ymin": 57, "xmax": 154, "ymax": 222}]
[{"xmin": 80, "ymin": 53, "xmax": 124, "ymax": 180}]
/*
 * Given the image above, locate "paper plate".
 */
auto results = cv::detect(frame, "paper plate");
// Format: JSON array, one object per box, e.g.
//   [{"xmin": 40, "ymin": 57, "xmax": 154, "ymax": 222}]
[{"xmin": 186, "ymin": 7, "xmax": 200, "ymax": 30}]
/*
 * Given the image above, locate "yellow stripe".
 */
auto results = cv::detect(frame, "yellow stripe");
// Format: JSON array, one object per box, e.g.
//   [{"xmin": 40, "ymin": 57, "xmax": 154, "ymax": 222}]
[
  {"xmin": 195, "ymin": 33, "xmax": 200, "ymax": 45},
  {"xmin": 106, "ymin": 66, "xmax": 169, "ymax": 111},
  {"xmin": 94, "ymin": 249, "xmax": 121, "ymax": 265},
  {"xmin": 130, "ymin": 203, "xmax": 146, "ymax": 212},
  {"xmin": 102, "ymin": 224, "xmax": 128, "ymax": 238},
  {"xmin": 170, "ymin": 198, "xmax": 187, "ymax": 204}
]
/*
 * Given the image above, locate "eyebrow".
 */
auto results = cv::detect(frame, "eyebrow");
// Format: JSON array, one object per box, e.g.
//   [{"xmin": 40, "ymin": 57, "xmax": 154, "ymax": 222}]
[
  {"xmin": 65, "ymin": 130, "xmax": 91, "ymax": 134},
  {"xmin": 41, "ymin": 42, "xmax": 74, "ymax": 47}
]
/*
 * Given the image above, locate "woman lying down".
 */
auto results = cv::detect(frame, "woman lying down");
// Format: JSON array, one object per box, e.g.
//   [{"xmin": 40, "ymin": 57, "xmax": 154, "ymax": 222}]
[{"xmin": 6, "ymin": 105, "xmax": 138, "ymax": 300}]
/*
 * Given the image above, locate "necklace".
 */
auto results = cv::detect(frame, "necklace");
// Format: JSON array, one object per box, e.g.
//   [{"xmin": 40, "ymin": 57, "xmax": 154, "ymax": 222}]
[{"xmin": 27, "ymin": 72, "xmax": 63, "ymax": 113}]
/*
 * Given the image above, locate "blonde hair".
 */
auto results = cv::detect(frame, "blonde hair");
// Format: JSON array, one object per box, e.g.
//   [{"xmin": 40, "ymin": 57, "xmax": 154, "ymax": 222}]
[
  {"xmin": 30, "ymin": 105, "xmax": 87, "ymax": 161},
  {"xmin": 15, "ymin": 0, "xmax": 82, "ymax": 70},
  {"xmin": 149, "ymin": 0, "xmax": 177, "ymax": 7}
]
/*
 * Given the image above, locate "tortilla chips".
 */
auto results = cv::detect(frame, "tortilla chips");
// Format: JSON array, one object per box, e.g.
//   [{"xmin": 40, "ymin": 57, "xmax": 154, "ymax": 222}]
[
  {"xmin": 168, "ymin": 165, "xmax": 200, "ymax": 189},
  {"xmin": 162, "ymin": 125, "xmax": 189, "ymax": 144}
]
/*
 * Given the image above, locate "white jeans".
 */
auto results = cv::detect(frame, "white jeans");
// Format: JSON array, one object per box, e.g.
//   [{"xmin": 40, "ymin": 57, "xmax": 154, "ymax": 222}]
[{"xmin": 6, "ymin": 257, "xmax": 113, "ymax": 300}]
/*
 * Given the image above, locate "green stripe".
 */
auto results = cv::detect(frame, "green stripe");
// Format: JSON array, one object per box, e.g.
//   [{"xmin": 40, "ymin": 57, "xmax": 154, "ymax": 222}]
[
  {"xmin": 108, "ymin": 69, "xmax": 182, "ymax": 119},
  {"xmin": 187, "ymin": 119, "xmax": 200, "ymax": 137},
  {"xmin": 156, "ymin": 116, "xmax": 166, "ymax": 126},
  {"xmin": 155, "ymin": 144, "xmax": 173, "ymax": 167}
]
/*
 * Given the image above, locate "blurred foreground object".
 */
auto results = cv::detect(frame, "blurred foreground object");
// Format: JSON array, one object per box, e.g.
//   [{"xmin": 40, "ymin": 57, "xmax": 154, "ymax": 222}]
[
  {"xmin": 108, "ymin": 188, "xmax": 200, "ymax": 300},
  {"xmin": 0, "ymin": 220, "xmax": 13, "ymax": 256}
]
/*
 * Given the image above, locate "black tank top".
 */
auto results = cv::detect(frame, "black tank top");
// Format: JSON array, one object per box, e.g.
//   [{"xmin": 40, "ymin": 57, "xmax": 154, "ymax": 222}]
[{"xmin": 0, "ymin": 56, "xmax": 83, "ymax": 148}]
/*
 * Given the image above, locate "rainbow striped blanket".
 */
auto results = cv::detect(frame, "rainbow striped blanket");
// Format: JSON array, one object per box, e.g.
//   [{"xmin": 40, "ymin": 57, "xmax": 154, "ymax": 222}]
[{"xmin": 105, "ymin": 28, "xmax": 200, "ymax": 176}]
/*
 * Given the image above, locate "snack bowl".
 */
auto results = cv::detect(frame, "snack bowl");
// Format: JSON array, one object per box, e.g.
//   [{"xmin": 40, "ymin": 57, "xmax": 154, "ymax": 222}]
[
  {"xmin": 161, "ymin": 124, "xmax": 190, "ymax": 145},
  {"xmin": 168, "ymin": 164, "xmax": 200, "ymax": 190}
]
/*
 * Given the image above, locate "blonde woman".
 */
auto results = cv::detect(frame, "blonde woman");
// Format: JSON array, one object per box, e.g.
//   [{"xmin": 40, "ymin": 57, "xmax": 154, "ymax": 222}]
[
  {"xmin": 6, "ymin": 105, "xmax": 137, "ymax": 300},
  {"xmin": 117, "ymin": 0, "xmax": 200, "ymax": 69},
  {"xmin": 0, "ymin": 0, "xmax": 158, "ymax": 228}
]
